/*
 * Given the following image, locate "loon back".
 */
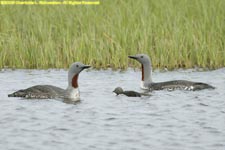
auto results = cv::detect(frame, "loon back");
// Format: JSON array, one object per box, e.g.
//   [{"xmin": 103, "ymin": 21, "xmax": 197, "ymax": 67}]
[
  {"xmin": 148, "ymin": 80, "xmax": 215, "ymax": 91},
  {"xmin": 123, "ymin": 91, "xmax": 142, "ymax": 97},
  {"xmin": 8, "ymin": 85, "xmax": 65, "ymax": 99}
]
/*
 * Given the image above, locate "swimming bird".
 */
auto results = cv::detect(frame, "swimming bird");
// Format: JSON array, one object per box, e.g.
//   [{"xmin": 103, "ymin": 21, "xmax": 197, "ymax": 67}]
[
  {"xmin": 128, "ymin": 54, "xmax": 215, "ymax": 91},
  {"xmin": 8, "ymin": 62, "xmax": 91, "ymax": 101},
  {"xmin": 113, "ymin": 87, "xmax": 151, "ymax": 97}
]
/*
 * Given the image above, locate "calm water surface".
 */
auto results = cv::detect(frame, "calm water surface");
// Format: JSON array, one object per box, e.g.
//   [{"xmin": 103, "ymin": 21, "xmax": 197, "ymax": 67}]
[{"xmin": 0, "ymin": 68, "xmax": 225, "ymax": 150}]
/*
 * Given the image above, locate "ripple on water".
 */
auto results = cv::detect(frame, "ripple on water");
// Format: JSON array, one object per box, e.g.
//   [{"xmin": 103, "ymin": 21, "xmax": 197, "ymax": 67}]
[{"xmin": 0, "ymin": 68, "xmax": 225, "ymax": 150}]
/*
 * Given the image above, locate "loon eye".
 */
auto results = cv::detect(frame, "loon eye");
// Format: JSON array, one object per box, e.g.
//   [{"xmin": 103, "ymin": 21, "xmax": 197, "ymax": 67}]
[
  {"xmin": 140, "ymin": 56, "xmax": 144, "ymax": 58},
  {"xmin": 76, "ymin": 65, "xmax": 79, "ymax": 67}
]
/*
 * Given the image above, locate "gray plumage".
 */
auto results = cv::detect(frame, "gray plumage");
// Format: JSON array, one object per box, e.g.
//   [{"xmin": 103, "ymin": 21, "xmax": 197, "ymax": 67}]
[
  {"xmin": 8, "ymin": 85, "xmax": 65, "ymax": 99},
  {"xmin": 113, "ymin": 87, "xmax": 150, "ymax": 97},
  {"xmin": 148, "ymin": 80, "xmax": 215, "ymax": 91}
]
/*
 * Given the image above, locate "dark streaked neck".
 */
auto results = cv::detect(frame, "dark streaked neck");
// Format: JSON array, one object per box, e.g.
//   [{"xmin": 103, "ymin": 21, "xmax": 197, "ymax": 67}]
[{"xmin": 72, "ymin": 74, "xmax": 79, "ymax": 88}]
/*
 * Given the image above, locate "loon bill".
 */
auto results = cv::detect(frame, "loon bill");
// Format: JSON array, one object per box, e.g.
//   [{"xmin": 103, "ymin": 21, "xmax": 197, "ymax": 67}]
[
  {"xmin": 8, "ymin": 62, "xmax": 91, "ymax": 101},
  {"xmin": 128, "ymin": 54, "xmax": 215, "ymax": 91}
]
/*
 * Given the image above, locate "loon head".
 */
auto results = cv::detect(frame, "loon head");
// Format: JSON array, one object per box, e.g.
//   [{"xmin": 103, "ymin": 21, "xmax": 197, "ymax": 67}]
[
  {"xmin": 113, "ymin": 87, "xmax": 124, "ymax": 95},
  {"xmin": 68, "ymin": 62, "xmax": 91, "ymax": 88},
  {"xmin": 128, "ymin": 54, "xmax": 151, "ymax": 65},
  {"xmin": 128, "ymin": 54, "xmax": 153, "ymax": 89}
]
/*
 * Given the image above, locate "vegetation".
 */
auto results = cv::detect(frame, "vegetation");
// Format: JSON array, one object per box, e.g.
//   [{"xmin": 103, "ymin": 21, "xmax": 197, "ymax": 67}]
[{"xmin": 0, "ymin": 0, "xmax": 224, "ymax": 70}]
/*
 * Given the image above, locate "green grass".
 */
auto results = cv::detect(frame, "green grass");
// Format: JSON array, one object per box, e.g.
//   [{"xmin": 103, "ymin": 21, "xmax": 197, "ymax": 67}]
[{"xmin": 0, "ymin": 0, "xmax": 225, "ymax": 70}]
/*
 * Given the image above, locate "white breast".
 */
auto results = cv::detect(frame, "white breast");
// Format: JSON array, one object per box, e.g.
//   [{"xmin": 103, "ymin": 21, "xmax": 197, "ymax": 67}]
[
  {"xmin": 140, "ymin": 81, "xmax": 149, "ymax": 90},
  {"xmin": 65, "ymin": 87, "xmax": 80, "ymax": 101}
]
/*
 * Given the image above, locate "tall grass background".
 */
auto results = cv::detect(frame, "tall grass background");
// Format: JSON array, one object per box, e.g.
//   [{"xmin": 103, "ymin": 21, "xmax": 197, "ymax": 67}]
[{"xmin": 0, "ymin": 0, "xmax": 224, "ymax": 69}]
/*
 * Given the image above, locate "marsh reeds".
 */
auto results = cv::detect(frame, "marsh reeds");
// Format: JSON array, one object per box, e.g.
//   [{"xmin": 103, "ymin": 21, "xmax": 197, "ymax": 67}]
[{"xmin": 0, "ymin": 0, "xmax": 224, "ymax": 69}]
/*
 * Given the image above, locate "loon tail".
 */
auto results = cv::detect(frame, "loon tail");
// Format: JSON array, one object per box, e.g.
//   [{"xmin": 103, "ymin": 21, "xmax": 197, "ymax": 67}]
[{"xmin": 193, "ymin": 82, "xmax": 215, "ymax": 91}]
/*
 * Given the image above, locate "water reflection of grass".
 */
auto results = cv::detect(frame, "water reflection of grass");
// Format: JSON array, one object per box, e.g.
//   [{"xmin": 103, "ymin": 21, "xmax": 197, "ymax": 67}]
[{"xmin": 0, "ymin": 0, "xmax": 224, "ymax": 69}]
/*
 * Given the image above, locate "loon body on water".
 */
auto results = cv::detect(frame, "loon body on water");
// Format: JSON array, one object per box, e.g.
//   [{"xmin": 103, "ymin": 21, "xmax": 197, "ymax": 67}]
[
  {"xmin": 8, "ymin": 62, "xmax": 91, "ymax": 101},
  {"xmin": 113, "ymin": 87, "xmax": 151, "ymax": 97},
  {"xmin": 128, "ymin": 54, "xmax": 215, "ymax": 91}
]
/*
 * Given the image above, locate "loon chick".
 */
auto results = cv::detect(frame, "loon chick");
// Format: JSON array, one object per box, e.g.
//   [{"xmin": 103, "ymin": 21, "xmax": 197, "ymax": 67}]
[
  {"xmin": 8, "ymin": 62, "xmax": 91, "ymax": 101},
  {"xmin": 128, "ymin": 54, "xmax": 215, "ymax": 91},
  {"xmin": 113, "ymin": 87, "xmax": 151, "ymax": 97}
]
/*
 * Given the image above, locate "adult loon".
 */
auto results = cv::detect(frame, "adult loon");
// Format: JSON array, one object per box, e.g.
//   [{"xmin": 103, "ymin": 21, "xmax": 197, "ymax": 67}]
[
  {"xmin": 113, "ymin": 87, "xmax": 151, "ymax": 97},
  {"xmin": 128, "ymin": 54, "xmax": 215, "ymax": 91},
  {"xmin": 8, "ymin": 62, "xmax": 91, "ymax": 101}
]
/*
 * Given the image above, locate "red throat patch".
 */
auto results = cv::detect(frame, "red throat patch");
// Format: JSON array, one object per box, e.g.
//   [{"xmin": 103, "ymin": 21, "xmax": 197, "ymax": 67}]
[
  {"xmin": 141, "ymin": 65, "xmax": 144, "ymax": 81},
  {"xmin": 72, "ymin": 74, "xmax": 79, "ymax": 88}
]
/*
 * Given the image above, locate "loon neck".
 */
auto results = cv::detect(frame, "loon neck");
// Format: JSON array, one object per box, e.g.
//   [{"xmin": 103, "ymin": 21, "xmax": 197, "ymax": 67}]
[
  {"xmin": 66, "ymin": 74, "xmax": 80, "ymax": 100},
  {"xmin": 72, "ymin": 74, "xmax": 79, "ymax": 88},
  {"xmin": 141, "ymin": 63, "xmax": 152, "ymax": 83},
  {"xmin": 141, "ymin": 65, "xmax": 144, "ymax": 81}
]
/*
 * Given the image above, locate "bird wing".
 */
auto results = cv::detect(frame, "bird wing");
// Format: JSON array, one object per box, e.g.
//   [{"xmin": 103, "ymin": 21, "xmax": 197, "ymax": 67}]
[
  {"xmin": 8, "ymin": 85, "xmax": 65, "ymax": 99},
  {"xmin": 149, "ymin": 80, "xmax": 214, "ymax": 91}
]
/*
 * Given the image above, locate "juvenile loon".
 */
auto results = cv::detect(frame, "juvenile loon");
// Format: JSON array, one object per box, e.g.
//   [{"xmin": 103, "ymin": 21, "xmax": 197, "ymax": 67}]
[
  {"xmin": 8, "ymin": 62, "xmax": 91, "ymax": 101},
  {"xmin": 113, "ymin": 87, "xmax": 151, "ymax": 97},
  {"xmin": 128, "ymin": 54, "xmax": 215, "ymax": 91}
]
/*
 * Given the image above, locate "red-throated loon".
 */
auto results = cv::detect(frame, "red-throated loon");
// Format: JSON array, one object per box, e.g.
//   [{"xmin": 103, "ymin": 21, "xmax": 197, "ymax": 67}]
[
  {"xmin": 8, "ymin": 62, "xmax": 91, "ymax": 101},
  {"xmin": 113, "ymin": 87, "xmax": 151, "ymax": 97},
  {"xmin": 128, "ymin": 54, "xmax": 215, "ymax": 91}
]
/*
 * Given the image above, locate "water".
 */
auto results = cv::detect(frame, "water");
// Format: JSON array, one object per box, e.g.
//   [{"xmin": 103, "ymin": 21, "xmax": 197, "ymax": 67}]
[{"xmin": 0, "ymin": 68, "xmax": 225, "ymax": 150}]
